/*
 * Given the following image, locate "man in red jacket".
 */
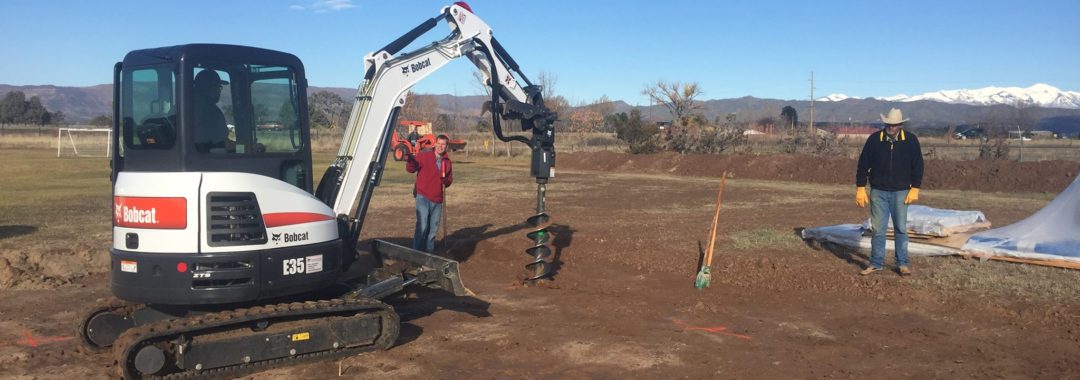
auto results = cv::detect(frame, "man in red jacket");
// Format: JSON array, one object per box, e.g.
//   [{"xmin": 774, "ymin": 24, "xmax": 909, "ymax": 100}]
[{"xmin": 406, "ymin": 135, "xmax": 453, "ymax": 252}]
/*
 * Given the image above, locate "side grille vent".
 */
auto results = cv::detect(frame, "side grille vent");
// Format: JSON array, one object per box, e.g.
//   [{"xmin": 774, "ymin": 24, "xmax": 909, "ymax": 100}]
[{"xmin": 206, "ymin": 192, "xmax": 267, "ymax": 246}]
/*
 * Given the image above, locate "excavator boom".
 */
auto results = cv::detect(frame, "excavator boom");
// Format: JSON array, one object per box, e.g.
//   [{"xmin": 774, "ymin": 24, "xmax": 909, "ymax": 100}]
[{"xmin": 316, "ymin": 2, "xmax": 557, "ymax": 280}]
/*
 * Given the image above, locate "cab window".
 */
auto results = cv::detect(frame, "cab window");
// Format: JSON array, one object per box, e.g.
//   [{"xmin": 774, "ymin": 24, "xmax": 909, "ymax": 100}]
[
  {"xmin": 191, "ymin": 64, "xmax": 302, "ymax": 155},
  {"xmin": 251, "ymin": 67, "xmax": 303, "ymax": 154},
  {"xmin": 123, "ymin": 66, "xmax": 176, "ymax": 149}
]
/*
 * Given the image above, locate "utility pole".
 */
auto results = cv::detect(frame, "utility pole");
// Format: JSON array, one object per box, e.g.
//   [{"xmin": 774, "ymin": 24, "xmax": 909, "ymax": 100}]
[
  {"xmin": 1017, "ymin": 124, "xmax": 1024, "ymax": 162},
  {"xmin": 808, "ymin": 71, "xmax": 815, "ymax": 137}
]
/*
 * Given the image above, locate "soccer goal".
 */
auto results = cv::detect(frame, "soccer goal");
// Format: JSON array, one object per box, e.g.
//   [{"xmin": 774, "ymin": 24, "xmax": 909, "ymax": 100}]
[{"xmin": 57, "ymin": 128, "xmax": 112, "ymax": 158}]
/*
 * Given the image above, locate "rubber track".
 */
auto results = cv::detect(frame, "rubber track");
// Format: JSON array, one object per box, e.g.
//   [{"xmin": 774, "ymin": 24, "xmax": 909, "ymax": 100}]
[{"xmin": 111, "ymin": 297, "xmax": 399, "ymax": 380}]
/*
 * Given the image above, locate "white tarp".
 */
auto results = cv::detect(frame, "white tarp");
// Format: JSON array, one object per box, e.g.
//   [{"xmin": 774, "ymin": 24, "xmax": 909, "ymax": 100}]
[
  {"xmin": 861, "ymin": 205, "xmax": 989, "ymax": 237},
  {"xmin": 963, "ymin": 176, "xmax": 1080, "ymax": 262},
  {"xmin": 801, "ymin": 224, "xmax": 962, "ymax": 257}
]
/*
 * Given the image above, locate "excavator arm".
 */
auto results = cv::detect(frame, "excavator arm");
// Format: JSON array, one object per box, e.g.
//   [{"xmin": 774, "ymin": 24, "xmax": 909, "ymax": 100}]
[{"xmin": 316, "ymin": 2, "xmax": 556, "ymax": 281}]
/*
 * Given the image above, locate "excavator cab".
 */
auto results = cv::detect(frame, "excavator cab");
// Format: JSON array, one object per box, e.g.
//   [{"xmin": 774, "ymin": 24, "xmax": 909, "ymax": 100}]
[{"xmin": 112, "ymin": 44, "xmax": 313, "ymax": 192}]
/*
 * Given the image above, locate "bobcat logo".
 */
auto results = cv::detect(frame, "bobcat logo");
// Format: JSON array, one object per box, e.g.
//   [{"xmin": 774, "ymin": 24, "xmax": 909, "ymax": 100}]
[{"xmin": 272, "ymin": 233, "xmax": 282, "ymax": 243}]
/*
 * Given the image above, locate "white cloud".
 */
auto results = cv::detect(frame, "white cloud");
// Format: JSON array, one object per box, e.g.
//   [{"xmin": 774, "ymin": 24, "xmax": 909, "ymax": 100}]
[{"xmin": 290, "ymin": 0, "xmax": 355, "ymax": 13}]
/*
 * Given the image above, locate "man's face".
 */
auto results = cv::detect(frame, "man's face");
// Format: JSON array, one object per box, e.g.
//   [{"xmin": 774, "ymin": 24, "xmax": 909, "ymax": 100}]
[
  {"xmin": 886, "ymin": 123, "xmax": 902, "ymax": 135},
  {"xmin": 198, "ymin": 81, "xmax": 223, "ymax": 103},
  {"xmin": 207, "ymin": 83, "xmax": 223, "ymax": 103},
  {"xmin": 435, "ymin": 138, "xmax": 448, "ymax": 155}
]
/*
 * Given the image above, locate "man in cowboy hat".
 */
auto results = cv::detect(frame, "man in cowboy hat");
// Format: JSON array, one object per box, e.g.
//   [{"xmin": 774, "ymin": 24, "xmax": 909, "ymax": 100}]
[{"xmin": 855, "ymin": 107, "xmax": 923, "ymax": 276}]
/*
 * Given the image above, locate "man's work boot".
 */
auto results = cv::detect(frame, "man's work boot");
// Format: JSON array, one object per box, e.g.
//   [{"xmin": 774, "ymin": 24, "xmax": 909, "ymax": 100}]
[
  {"xmin": 860, "ymin": 266, "xmax": 883, "ymax": 276},
  {"xmin": 899, "ymin": 266, "xmax": 912, "ymax": 276}
]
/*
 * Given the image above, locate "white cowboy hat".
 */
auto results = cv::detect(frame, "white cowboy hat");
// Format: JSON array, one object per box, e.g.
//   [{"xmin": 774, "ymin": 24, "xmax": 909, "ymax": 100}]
[{"xmin": 880, "ymin": 108, "xmax": 908, "ymax": 125}]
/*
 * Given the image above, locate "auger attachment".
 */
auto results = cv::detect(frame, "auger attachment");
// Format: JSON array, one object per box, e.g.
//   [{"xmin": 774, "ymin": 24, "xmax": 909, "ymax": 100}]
[{"xmin": 524, "ymin": 183, "xmax": 554, "ymax": 282}]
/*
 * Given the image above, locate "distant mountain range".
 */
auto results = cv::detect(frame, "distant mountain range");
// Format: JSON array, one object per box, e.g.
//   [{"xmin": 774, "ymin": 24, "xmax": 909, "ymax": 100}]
[
  {"xmin": 0, "ymin": 84, "xmax": 112, "ymax": 122},
  {"xmin": 821, "ymin": 84, "xmax": 1080, "ymax": 109},
  {"xmin": 3, "ymin": 83, "xmax": 1080, "ymax": 134}
]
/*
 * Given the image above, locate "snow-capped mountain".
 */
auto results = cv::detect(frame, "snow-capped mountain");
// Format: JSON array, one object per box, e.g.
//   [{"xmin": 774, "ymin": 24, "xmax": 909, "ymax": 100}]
[
  {"xmin": 819, "ymin": 93, "xmax": 855, "ymax": 102},
  {"xmin": 819, "ymin": 84, "xmax": 1080, "ymax": 109}
]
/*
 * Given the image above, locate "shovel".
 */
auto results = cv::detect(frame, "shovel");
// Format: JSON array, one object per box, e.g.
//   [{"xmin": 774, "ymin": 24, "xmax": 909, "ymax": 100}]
[
  {"xmin": 696, "ymin": 172, "xmax": 728, "ymax": 289},
  {"xmin": 441, "ymin": 163, "xmax": 449, "ymax": 251}
]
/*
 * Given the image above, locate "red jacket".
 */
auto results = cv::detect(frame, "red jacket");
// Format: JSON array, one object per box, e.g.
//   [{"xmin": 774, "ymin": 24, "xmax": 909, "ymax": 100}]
[{"xmin": 406, "ymin": 150, "xmax": 453, "ymax": 203}]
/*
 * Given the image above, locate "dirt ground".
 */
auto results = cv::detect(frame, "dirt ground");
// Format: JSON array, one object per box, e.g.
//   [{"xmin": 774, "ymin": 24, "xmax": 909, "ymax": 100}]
[{"xmin": 2, "ymin": 152, "xmax": 1080, "ymax": 379}]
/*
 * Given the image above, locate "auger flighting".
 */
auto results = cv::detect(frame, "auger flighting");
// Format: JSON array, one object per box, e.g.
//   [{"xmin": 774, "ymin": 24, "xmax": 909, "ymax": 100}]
[{"xmin": 525, "ymin": 183, "xmax": 554, "ymax": 281}]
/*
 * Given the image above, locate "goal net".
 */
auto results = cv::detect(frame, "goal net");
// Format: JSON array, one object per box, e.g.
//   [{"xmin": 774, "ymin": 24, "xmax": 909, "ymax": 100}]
[{"xmin": 57, "ymin": 128, "xmax": 112, "ymax": 158}]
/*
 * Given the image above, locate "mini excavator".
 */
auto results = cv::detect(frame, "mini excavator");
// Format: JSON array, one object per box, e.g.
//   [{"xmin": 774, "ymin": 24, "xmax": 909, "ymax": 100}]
[{"xmin": 78, "ymin": 3, "xmax": 557, "ymax": 378}]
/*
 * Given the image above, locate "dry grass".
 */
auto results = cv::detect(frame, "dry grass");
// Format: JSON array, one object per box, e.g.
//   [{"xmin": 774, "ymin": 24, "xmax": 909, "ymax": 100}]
[
  {"xmin": 913, "ymin": 256, "xmax": 1080, "ymax": 303},
  {"xmin": 0, "ymin": 148, "xmax": 112, "ymax": 247},
  {"xmin": 0, "ymin": 133, "xmax": 61, "ymax": 150},
  {"xmin": 731, "ymin": 228, "xmax": 806, "ymax": 251}
]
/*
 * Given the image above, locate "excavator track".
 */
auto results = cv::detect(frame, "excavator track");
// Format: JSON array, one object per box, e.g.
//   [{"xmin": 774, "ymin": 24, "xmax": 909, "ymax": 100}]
[
  {"xmin": 111, "ymin": 297, "xmax": 399, "ymax": 380},
  {"xmin": 78, "ymin": 297, "xmax": 143, "ymax": 351}
]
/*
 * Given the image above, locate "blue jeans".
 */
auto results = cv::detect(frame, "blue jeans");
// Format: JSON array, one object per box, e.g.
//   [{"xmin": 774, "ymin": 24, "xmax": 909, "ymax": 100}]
[
  {"xmin": 413, "ymin": 195, "xmax": 443, "ymax": 253},
  {"xmin": 869, "ymin": 188, "xmax": 909, "ymax": 269}
]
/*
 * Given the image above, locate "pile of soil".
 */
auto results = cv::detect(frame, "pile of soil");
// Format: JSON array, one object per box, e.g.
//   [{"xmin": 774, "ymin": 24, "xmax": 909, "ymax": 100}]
[
  {"xmin": 0, "ymin": 239, "xmax": 109, "ymax": 289},
  {"xmin": 558, "ymin": 152, "xmax": 1079, "ymax": 193}
]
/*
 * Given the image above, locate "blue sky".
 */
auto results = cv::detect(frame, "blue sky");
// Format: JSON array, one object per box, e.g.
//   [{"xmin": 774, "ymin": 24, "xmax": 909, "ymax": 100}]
[{"xmin": 2, "ymin": 0, "xmax": 1078, "ymax": 105}]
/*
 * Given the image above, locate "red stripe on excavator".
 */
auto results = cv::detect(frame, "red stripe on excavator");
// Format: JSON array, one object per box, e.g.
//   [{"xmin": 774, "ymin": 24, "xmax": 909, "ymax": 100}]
[
  {"xmin": 263, "ymin": 212, "xmax": 334, "ymax": 228},
  {"xmin": 114, "ymin": 196, "xmax": 187, "ymax": 229}
]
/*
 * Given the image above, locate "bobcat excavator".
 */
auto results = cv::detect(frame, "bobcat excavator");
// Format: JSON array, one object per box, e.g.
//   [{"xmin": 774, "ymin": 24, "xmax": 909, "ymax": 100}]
[{"xmin": 78, "ymin": 3, "xmax": 557, "ymax": 378}]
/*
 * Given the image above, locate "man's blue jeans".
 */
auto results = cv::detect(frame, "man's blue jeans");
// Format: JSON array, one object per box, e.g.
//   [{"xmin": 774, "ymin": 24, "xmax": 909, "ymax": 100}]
[
  {"xmin": 413, "ymin": 195, "xmax": 443, "ymax": 253},
  {"xmin": 869, "ymin": 188, "xmax": 909, "ymax": 269}
]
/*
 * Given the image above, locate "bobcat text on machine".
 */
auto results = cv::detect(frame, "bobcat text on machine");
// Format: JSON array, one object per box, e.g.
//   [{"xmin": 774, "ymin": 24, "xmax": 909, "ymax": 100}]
[{"xmin": 78, "ymin": 3, "xmax": 557, "ymax": 378}]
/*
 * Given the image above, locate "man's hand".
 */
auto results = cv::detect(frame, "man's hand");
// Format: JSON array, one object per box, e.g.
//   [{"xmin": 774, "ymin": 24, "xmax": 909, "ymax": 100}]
[
  {"xmin": 855, "ymin": 187, "xmax": 869, "ymax": 208},
  {"xmin": 904, "ymin": 187, "xmax": 920, "ymax": 204}
]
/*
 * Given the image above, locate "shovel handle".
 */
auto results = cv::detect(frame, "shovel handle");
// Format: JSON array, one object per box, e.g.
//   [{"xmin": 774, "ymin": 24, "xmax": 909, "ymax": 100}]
[{"xmin": 704, "ymin": 173, "xmax": 728, "ymax": 267}]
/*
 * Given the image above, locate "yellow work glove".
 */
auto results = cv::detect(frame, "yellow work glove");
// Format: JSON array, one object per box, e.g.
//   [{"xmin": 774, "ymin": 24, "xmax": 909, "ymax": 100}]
[
  {"xmin": 855, "ymin": 186, "xmax": 868, "ymax": 208},
  {"xmin": 904, "ymin": 187, "xmax": 920, "ymax": 204}
]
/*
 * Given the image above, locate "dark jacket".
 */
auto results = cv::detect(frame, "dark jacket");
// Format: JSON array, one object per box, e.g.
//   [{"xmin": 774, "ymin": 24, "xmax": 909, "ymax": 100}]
[
  {"xmin": 406, "ymin": 149, "xmax": 453, "ymax": 203},
  {"xmin": 856, "ymin": 128, "xmax": 923, "ymax": 191}
]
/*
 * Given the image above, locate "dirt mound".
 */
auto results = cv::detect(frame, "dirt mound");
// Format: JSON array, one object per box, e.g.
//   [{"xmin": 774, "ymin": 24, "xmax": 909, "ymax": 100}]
[
  {"xmin": 558, "ymin": 152, "xmax": 1079, "ymax": 193},
  {"xmin": 0, "ymin": 240, "xmax": 109, "ymax": 289}
]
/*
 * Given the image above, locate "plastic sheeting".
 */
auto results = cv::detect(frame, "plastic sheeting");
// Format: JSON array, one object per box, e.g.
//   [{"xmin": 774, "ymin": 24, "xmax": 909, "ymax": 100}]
[
  {"xmin": 861, "ymin": 205, "xmax": 989, "ymax": 237},
  {"xmin": 963, "ymin": 176, "xmax": 1080, "ymax": 262},
  {"xmin": 801, "ymin": 224, "xmax": 962, "ymax": 257}
]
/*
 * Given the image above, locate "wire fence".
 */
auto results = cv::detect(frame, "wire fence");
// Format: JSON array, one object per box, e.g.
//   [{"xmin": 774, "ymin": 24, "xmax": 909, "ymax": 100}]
[{"xmin": 5, "ymin": 124, "xmax": 1078, "ymax": 162}]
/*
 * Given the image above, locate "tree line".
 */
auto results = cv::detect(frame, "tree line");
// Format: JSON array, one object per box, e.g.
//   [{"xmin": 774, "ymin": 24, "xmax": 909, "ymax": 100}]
[{"xmin": 0, "ymin": 91, "xmax": 65, "ymax": 126}]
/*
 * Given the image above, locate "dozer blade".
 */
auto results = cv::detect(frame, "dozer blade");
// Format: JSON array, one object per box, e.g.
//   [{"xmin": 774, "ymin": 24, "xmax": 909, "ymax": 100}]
[{"xmin": 370, "ymin": 239, "xmax": 470, "ymax": 297}]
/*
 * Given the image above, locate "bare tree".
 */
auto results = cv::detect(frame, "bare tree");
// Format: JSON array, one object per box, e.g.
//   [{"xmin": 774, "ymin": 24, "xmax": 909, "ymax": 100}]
[
  {"xmin": 641, "ymin": 81, "xmax": 703, "ymax": 126},
  {"xmin": 1015, "ymin": 99, "xmax": 1041, "ymax": 133},
  {"xmin": 308, "ymin": 91, "xmax": 348, "ymax": 129},
  {"xmin": 590, "ymin": 95, "xmax": 616, "ymax": 118},
  {"xmin": 471, "ymin": 70, "xmax": 491, "ymax": 97},
  {"xmin": 536, "ymin": 71, "xmax": 558, "ymax": 101},
  {"xmin": 401, "ymin": 92, "xmax": 439, "ymax": 123},
  {"xmin": 568, "ymin": 108, "xmax": 602, "ymax": 133}
]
